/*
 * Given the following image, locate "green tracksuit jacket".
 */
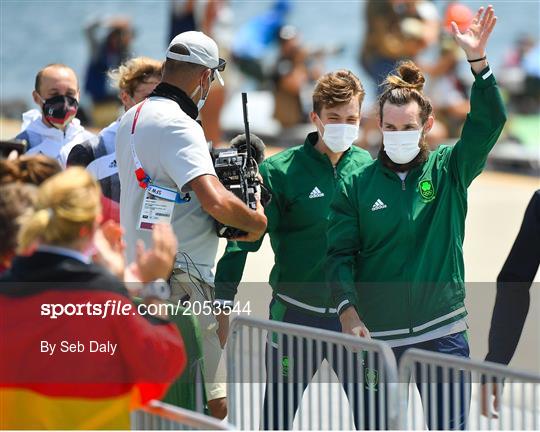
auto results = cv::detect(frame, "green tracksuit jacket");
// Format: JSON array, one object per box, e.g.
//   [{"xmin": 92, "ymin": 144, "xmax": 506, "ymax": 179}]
[
  {"xmin": 326, "ymin": 66, "xmax": 507, "ymax": 343},
  {"xmin": 215, "ymin": 132, "xmax": 372, "ymax": 315}
]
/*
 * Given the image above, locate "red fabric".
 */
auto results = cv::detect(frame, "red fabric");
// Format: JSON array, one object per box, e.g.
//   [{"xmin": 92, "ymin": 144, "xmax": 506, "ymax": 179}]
[
  {"xmin": 100, "ymin": 195, "xmax": 120, "ymax": 224},
  {"xmin": 131, "ymin": 99, "xmax": 147, "ymax": 134},
  {"xmin": 0, "ymin": 289, "xmax": 187, "ymax": 400}
]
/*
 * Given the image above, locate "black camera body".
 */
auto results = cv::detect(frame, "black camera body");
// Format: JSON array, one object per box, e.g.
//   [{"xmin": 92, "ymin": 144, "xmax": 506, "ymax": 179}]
[
  {"xmin": 212, "ymin": 146, "xmax": 260, "ymax": 238},
  {"xmin": 0, "ymin": 139, "xmax": 27, "ymax": 158},
  {"xmin": 212, "ymin": 93, "xmax": 271, "ymax": 239}
]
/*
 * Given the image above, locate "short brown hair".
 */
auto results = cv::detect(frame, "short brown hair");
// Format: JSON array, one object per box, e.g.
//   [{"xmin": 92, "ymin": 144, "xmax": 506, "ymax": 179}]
[
  {"xmin": 378, "ymin": 61, "xmax": 433, "ymax": 124},
  {"xmin": 312, "ymin": 70, "xmax": 365, "ymax": 114},
  {"xmin": 108, "ymin": 56, "xmax": 163, "ymax": 96}
]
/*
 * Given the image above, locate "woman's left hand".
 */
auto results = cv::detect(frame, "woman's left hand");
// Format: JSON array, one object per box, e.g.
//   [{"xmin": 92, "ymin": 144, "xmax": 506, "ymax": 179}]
[{"xmin": 451, "ymin": 5, "xmax": 497, "ymax": 60}]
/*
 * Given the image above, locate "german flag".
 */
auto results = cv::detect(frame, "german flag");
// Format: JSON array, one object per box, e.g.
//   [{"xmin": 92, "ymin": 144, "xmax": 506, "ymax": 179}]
[{"xmin": 0, "ymin": 254, "xmax": 186, "ymax": 430}]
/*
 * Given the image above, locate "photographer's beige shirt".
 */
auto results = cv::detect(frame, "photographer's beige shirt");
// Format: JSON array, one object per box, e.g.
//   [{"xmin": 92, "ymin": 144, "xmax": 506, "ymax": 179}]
[{"xmin": 116, "ymin": 96, "xmax": 218, "ymax": 283}]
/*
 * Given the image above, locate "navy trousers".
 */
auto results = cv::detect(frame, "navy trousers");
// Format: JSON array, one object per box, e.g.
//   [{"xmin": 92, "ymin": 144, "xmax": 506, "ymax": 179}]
[
  {"xmin": 261, "ymin": 299, "xmax": 471, "ymax": 430},
  {"xmin": 393, "ymin": 332, "xmax": 471, "ymax": 430},
  {"xmin": 262, "ymin": 299, "xmax": 384, "ymax": 430}
]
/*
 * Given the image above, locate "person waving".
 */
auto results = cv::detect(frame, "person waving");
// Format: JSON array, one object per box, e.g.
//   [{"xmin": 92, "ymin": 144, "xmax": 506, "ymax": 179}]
[{"xmin": 327, "ymin": 6, "xmax": 504, "ymax": 429}]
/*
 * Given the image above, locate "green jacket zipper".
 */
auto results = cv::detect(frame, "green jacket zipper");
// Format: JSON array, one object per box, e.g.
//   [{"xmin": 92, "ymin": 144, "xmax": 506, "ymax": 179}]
[{"xmin": 399, "ymin": 175, "xmax": 414, "ymax": 334}]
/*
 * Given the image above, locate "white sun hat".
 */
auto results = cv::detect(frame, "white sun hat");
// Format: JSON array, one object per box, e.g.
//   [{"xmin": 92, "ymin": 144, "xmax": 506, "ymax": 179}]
[{"xmin": 166, "ymin": 31, "xmax": 226, "ymax": 86}]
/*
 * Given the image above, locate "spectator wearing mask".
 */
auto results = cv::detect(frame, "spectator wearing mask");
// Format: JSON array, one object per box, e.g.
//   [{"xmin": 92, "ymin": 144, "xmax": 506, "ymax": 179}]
[
  {"xmin": 68, "ymin": 57, "xmax": 162, "ymax": 203},
  {"xmin": 0, "ymin": 167, "xmax": 186, "ymax": 429},
  {"xmin": 328, "ymin": 7, "xmax": 504, "ymax": 428},
  {"xmin": 15, "ymin": 64, "xmax": 96, "ymax": 168}
]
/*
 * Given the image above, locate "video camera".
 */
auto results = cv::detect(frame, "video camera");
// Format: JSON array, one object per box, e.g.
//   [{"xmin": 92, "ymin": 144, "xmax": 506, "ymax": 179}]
[
  {"xmin": 211, "ymin": 93, "xmax": 271, "ymax": 239},
  {"xmin": 0, "ymin": 139, "xmax": 27, "ymax": 159}
]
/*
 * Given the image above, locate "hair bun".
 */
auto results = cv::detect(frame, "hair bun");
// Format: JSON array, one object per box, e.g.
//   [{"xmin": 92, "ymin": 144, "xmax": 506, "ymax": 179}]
[
  {"xmin": 398, "ymin": 61, "xmax": 425, "ymax": 89},
  {"xmin": 385, "ymin": 60, "xmax": 425, "ymax": 92}
]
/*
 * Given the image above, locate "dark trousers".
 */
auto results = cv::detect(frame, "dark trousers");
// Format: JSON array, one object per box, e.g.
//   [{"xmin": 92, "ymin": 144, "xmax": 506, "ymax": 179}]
[
  {"xmin": 261, "ymin": 299, "xmax": 471, "ymax": 430},
  {"xmin": 262, "ymin": 299, "xmax": 384, "ymax": 430},
  {"xmin": 393, "ymin": 331, "xmax": 471, "ymax": 430}
]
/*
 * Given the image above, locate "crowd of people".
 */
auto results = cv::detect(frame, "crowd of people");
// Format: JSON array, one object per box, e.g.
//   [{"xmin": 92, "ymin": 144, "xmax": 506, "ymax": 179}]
[{"xmin": 0, "ymin": 2, "xmax": 538, "ymax": 430}]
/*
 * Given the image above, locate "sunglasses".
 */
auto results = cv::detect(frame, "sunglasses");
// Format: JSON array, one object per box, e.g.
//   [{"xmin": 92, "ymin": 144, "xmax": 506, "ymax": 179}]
[
  {"xmin": 209, "ymin": 58, "xmax": 226, "ymax": 85},
  {"xmin": 215, "ymin": 58, "xmax": 226, "ymax": 72}
]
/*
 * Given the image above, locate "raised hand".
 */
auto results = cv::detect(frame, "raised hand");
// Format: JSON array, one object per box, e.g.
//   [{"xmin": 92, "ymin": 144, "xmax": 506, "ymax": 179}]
[
  {"xmin": 451, "ymin": 5, "xmax": 497, "ymax": 60},
  {"xmin": 93, "ymin": 220, "xmax": 126, "ymax": 280}
]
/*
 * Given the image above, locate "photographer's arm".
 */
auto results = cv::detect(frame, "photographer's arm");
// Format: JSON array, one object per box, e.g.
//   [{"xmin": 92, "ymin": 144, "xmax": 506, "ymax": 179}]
[
  {"xmin": 189, "ymin": 174, "xmax": 267, "ymax": 241},
  {"xmin": 160, "ymin": 125, "xmax": 267, "ymax": 241}
]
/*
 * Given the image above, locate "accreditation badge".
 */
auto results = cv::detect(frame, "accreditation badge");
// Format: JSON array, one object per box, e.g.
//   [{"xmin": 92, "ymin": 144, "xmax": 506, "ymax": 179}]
[{"xmin": 137, "ymin": 188, "xmax": 175, "ymax": 230}]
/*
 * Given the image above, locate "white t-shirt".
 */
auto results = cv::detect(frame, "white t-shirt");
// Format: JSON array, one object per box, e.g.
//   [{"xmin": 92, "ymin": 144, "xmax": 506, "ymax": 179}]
[
  {"xmin": 116, "ymin": 96, "xmax": 218, "ymax": 283},
  {"xmin": 397, "ymin": 171, "xmax": 408, "ymax": 181}
]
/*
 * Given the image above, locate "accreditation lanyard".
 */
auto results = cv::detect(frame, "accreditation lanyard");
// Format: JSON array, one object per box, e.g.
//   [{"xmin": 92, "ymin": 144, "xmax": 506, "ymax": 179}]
[{"xmin": 130, "ymin": 99, "xmax": 190, "ymax": 204}]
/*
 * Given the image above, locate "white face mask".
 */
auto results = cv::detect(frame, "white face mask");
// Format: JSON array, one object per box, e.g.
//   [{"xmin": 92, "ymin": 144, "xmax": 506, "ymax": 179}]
[
  {"xmin": 316, "ymin": 118, "xmax": 359, "ymax": 153},
  {"xmin": 190, "ymin": 73, "xmax": 212, "ymax": 111},
  {"xmin": 382, "ymin": 129, "xmax": 422, "ymax": 164}
]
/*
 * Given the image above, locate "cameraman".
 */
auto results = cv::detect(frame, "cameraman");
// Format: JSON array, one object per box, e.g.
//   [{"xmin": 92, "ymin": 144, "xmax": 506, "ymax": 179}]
[{"xmin": 116, "ymin": 31, "xmax": 267, "ymax": 418}]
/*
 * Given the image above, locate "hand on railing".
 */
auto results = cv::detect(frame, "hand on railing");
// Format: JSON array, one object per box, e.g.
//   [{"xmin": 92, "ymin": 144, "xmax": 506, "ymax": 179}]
[
  {"xmin": 481, "ymin": 382, "xmax": 501, "ymax": 419},
  {"xmin": 339, "ymin": 306, "xmax": 371, "ymax": 339}
]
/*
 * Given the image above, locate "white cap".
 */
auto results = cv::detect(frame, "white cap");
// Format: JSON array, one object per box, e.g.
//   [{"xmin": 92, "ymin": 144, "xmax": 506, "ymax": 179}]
[{"xmin": 166, "ymin": 31, "xmax": 225, "ymax": 86}]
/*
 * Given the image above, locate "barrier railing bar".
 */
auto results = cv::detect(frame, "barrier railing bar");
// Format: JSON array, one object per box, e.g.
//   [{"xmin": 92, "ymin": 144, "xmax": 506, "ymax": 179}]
[
  {"xmin": 133, "ymin": 400, "xmax": 234, "ymax": 430},
  {"xmin": 399, "ymin": 349, "xmax": 540, "ymax": 383}
]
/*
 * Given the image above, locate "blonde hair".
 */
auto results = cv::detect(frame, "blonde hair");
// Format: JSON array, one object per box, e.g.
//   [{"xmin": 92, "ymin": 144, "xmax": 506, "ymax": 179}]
[
  {"xmin": 379, "ymin": 61, "xmax": 433, "ymax": 124},
  {"xmin": 17, "ymin": 167, "xmax": 102, "ymax": 252},
  {"xmin": 312, "ymin": 70, "xmax": 365, "ymax": 114},
  {"xmin": 108, "ymin": 56, "xmax": 162, "ymax": 96}
]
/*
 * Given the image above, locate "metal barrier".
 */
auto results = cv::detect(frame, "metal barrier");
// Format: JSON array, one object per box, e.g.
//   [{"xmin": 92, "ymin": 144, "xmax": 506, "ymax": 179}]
[
  {"xmin": 131, "ymin": 400, "xmax": 234, "ymax": 430},
  {"xmin": 398, "ymin": 348, "xmax": 540, "ymax": 430},
  {"xmin": 227, "ymin": 316, "xmax": 399, "ymax": 430}
]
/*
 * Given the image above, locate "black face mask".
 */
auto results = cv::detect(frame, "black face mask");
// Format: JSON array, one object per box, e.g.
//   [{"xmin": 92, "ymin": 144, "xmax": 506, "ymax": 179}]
[{"xmin": 40, "ymin": 95, "xmax": 79, "ymax": 129}]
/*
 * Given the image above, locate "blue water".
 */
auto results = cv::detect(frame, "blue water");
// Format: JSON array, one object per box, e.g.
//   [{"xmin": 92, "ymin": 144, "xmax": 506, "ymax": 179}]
[{"xmin": 1, "ymin": 0, "xmax": 539, "ymax": 108}]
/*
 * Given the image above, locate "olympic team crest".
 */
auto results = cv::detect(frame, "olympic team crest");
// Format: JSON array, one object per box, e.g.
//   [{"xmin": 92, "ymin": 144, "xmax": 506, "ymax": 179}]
[
  {"xmin": 365, "ymin": 368, "xmax": 379, "ymax": 391},
  {"xmin": 418, "ymin": 179, "xmax": 436, "ymax": 202}
]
